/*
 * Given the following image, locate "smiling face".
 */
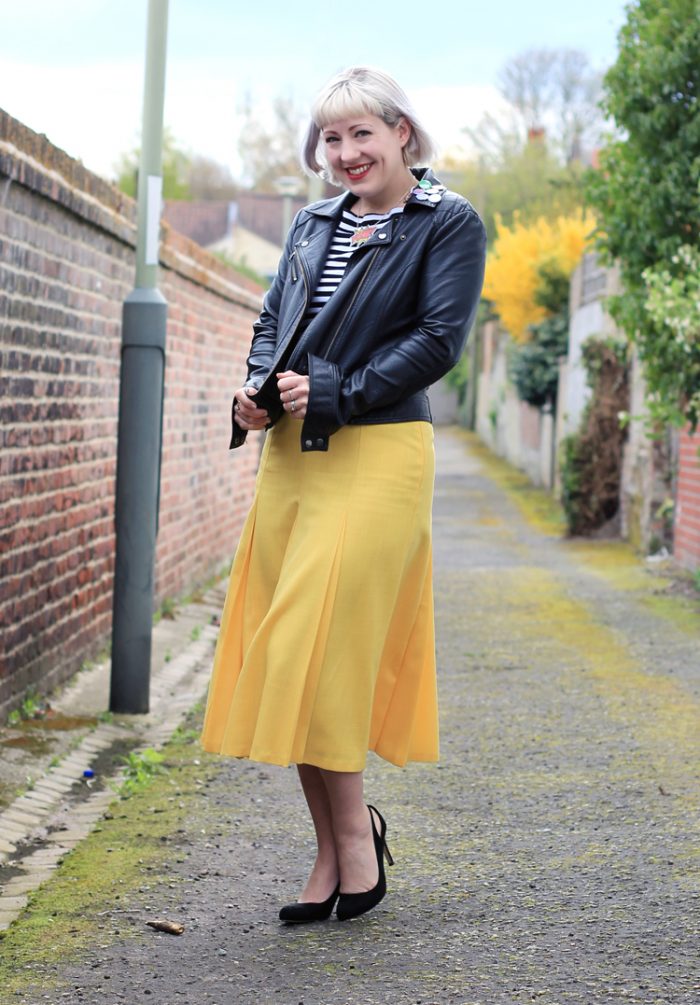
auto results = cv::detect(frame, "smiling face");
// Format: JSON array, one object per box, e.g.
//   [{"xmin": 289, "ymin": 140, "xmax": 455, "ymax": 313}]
[{"xmin": 321, "ymin": 113, "xmax": 413, "ymax": 212}]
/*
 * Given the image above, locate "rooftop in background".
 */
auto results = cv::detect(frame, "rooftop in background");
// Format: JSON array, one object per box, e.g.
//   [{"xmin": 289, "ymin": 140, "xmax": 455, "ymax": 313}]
[
  {"xmin": 162, "ymin": 201, "xmax": 235, "ymax": 248},
  {"xmin": 163, "ymin": 184, "xmax": 338, "ymax": 282}
]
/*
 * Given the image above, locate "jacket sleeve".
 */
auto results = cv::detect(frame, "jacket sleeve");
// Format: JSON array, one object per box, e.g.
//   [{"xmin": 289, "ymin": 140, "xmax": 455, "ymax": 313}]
[
  {"xmin": 244, "ymin": 214, "xmax": 301, "ymax": 389},
  {"xmin": 304, "ymin": 205, "xmax": 487, "ymax": 437},
  {"xmin": 229, "ymin": 214, "xmax": 302, "ymax": 448}
]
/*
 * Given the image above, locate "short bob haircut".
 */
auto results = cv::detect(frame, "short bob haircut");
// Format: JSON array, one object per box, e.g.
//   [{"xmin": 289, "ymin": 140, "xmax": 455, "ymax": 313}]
[{"xmin": 301, "ymin": 66, "xmax": 438, "ymax": 186}]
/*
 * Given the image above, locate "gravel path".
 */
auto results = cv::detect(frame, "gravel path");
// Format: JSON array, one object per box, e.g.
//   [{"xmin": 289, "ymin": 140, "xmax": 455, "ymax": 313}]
[{"xmin": 5, "ymin": 428, "xmax": 700, "ymax": 1005}]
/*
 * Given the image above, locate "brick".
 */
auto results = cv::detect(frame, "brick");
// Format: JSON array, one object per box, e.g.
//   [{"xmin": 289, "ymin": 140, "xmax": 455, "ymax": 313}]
[
  {"xmin": 0, "ymin": 108, "xmax": 260, "ymax": 720},
  {"xmin": 674, "ymin": 428, "xmax": 700, "ymax": 570}
]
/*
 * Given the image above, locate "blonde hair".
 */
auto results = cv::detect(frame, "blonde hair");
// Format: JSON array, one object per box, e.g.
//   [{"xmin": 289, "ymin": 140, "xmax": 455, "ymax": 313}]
[{"xmin": 301, "ymin": 66, "xmax": 438, "ymax": 185}]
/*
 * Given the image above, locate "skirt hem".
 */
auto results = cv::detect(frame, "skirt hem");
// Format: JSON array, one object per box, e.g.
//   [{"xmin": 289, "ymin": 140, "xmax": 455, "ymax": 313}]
[{"xmin": 198, "ymin": 739, "xmax": 439, "ymax": 773}]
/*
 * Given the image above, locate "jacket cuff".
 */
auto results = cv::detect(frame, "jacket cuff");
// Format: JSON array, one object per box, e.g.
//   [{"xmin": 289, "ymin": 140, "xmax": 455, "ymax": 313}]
[
  {"xmin": 301, "ymin": 354, "xmax": 342, "ymax": 451},
  {"xmin": 229, "ymin": 424, "xmax": 248, "ymax": 449}
]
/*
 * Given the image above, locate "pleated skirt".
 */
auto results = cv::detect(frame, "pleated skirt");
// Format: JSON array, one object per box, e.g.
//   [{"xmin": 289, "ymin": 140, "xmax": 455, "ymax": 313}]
[{"xmin": 200, "ymin": 414, "xmax": 438, "ymax": 772}]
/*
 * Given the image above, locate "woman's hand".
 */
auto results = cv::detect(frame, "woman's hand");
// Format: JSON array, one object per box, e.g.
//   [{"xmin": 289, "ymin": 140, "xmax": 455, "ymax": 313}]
[
  {"xmin": 233, "ymin": 386, "xmax": 269, "ymax": 431},
  {"xmin": 277, "ymin": 370, "xmax": 310, "ymax": 420}
]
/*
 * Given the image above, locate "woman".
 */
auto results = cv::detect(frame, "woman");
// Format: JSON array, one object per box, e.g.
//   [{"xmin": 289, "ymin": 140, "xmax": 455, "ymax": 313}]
[{"xmin": 201, "ymin": 66, "xmax": 486, "ymax": 923}]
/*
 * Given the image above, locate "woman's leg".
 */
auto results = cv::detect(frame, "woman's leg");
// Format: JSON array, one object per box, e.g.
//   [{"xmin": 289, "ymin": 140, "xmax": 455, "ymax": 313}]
[
  {"xmin": 319, "ymin": 769, "xmax": 378, "ymax": 894},
  {"xmin": 296, "ymin": 764, "xmax": 340, "ymax": 901}
]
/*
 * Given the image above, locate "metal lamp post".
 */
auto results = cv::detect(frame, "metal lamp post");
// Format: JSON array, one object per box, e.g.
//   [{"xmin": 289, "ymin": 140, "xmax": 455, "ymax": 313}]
[
  {"xmin": 110, "ymin": 0, "xmax": 170, "ymax": 714},
  {"xmin": 274, "ymin": 175, "xmax": 303, "ymax": 246}
]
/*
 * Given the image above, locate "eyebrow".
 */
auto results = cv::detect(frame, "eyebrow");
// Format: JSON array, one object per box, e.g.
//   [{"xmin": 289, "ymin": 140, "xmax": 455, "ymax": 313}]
[{"xmin": 323, "ymin": 122, "xmax": 373, "ymax": 135}]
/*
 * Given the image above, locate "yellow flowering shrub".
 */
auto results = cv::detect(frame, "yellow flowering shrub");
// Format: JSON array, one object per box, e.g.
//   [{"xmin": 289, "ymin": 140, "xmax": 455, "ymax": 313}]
[{"xmin": 483, "ymin": 212, "xmax": 595, "ymax": 342}]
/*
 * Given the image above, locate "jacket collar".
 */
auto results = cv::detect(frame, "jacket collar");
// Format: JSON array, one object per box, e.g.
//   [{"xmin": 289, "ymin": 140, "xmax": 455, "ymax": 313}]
[{"xmin": 306, "ymin": 166, "xmax": 445, "ymax": 220}]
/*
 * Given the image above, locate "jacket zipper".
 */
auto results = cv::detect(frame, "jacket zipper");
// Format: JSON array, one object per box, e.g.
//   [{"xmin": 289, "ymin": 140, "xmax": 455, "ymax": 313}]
[
  {"xmin": 277, "ymin": 245, "xmax": 311, "ymax": 370},
  {"xmin": 296, "ymin": 246, "xmax": 310, "ymax": 317},
  {"xmin": 323, "ymin": 247, "xmax": 380, "ymax": 358}
]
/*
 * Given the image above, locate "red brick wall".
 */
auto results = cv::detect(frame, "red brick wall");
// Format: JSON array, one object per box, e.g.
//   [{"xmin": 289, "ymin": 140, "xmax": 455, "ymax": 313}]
[
  {"xmin": 0, "ymin": 110, "xmax": 263, "ymax": 716},
  {"xmin": 674, "ymin": 429, "xmax": 700, "ymax": 571}
]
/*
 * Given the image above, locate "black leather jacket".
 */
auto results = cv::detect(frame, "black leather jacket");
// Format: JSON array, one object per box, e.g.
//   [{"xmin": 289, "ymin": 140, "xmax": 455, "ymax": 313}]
[{"xmin": 231, "ymin": 168, "xmax": 487, "ymax": 452}]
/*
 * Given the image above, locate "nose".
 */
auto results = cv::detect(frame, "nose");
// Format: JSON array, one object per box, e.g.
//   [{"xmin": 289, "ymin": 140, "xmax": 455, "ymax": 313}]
[{"xmin": 338, "ymin": 137, "xmax": 362, "ymax": 165}]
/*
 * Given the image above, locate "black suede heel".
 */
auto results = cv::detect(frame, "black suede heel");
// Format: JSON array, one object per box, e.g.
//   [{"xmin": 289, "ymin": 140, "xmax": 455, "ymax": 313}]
[
  {"xmin": 279, "ymin": 884, "xmax": 340, "ymax": 924},
  {"xmin": 336, "ymin": 805, "xmax": 393, "ymax": 922}
]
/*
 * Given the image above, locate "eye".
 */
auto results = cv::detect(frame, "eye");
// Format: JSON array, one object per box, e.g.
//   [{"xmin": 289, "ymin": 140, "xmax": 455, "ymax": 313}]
[
  {"xmin": 324, "ymin": 135, "xmax": 339, "ymax": 145},
  {"xmin": 354, "ymin": 129, "xmax": 371, "ymax": 138}
]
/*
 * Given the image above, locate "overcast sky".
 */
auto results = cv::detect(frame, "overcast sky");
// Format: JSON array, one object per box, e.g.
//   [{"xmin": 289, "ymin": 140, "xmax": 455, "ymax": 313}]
[{"xmin": 1, "ymin": 0, "xmax": 628, "ymax": 182}]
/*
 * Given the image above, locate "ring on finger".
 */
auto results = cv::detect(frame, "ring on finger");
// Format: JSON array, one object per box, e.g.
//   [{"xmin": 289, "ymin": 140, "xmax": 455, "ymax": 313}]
[{"xmin": 291, "ymin": 399, "xmax": 297, "ymax": 412}]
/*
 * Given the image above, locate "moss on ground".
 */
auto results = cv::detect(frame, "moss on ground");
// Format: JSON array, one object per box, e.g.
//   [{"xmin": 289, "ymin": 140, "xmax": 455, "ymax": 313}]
[
  {"xmin": 567, "ymin": 540, "xmax": 700, "ymax": 636},
  {"xmin": 462, "ymin": 431, "xmax": 699, "ymax": 636},
  {"xmin": 457, "ymin": 430, "xmax": 567, "ymax": 537},
  {"xmin": 472, "ymin": 565, "xmax": 700, "ymax": 788},
  {"xmin": 0, "ymin": 720, "xmax": 221, "ymax": 996}
]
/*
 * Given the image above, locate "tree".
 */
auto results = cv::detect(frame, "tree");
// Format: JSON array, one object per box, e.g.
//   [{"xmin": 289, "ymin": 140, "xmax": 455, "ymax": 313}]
[
  {"xmin": 442, "ymin": 141, "xmax": 586, "ymax": 242},
  {"xmin": 482, "ymin": 211, "xmax": 594, "ymax": 341},
  {"xmin": 187, "ymin": 156, "xmax": 238, "ymax": 201},
  {"xmin": 114, "ymin": 131, "xmax": 238, "ymax": 201},
  {"xmin": 585, "ymin": 0, "xmax": 700, "ymax": 430},
  {"xmin": 237, "ymin": 93, "xmax": 306, "ymax": 192},
  {"xmin": 443, "ymin": 47, "xmax": 602, "ymax": 239},
  {"xmin": 470, "ymin": 47, "xmax": 604, "ymax": 167},
  {"xmin": 114, "ymin": 129, "xmax": 192, "ymax": 199},
  {"xmin": 559, "ymin": 338, "xmax": 629, "ymax": 534},
  {"xmin": 510, "ymin": 261, "xmax": 572, "ymax": 408},
  {"xmin": 642, "ymin": 245, "xmax": 700, "ymax": 430},
  {"xmin": 498, "ymin": 49, "xmax": 558, "ymax": 134}
]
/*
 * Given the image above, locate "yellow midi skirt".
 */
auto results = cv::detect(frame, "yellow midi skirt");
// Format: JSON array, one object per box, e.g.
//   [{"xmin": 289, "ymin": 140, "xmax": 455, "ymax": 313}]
[{"xmin": 200, "ymin": 415, "xmax": 438, "ymax": 772}]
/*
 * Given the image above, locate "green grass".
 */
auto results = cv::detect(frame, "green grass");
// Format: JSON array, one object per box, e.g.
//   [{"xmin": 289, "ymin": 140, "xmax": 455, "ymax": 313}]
[
  {"xmin": 6, "ymin": 687, "xmax": 44, "ymax": 726},
  {"xmin": 0, "ymin": 720, "xmax": 218, "ymax": 996},
  {"xmin": 118, "ymin": 747, "xmax": 165, "ymax": 796}
]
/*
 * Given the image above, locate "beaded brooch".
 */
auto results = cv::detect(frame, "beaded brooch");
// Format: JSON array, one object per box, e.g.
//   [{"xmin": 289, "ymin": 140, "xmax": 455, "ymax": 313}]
[{"xmin": 410, "ymin": 179, "xmax": 447, "ymax": 204}]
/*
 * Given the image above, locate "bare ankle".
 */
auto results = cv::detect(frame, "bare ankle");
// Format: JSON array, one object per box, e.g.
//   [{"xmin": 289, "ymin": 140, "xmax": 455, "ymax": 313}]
[{"xmin": 334, "ymin": 806, "xmax": 371, "ymax": 844}]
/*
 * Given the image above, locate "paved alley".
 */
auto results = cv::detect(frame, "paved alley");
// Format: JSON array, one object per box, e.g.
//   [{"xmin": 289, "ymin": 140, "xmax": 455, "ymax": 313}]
[{"xmin": 2, "ymin": 428, "xmax": 700, "ymax": 1005}]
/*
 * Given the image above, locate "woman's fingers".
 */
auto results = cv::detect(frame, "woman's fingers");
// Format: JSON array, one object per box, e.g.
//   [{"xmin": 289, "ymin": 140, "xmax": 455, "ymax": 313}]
[
  {"xmin": 236, "ymin": 388, "xmax": 265, "ymax": 413},
  {"xmin": 234, "ymin": 410, "xmax": 268, "ymax": 430},
  {"xmin": 232, "ymin": 372, "xmax": 310, "ymax": 428},
  {"xmin": 276, "ymin": 371, "xmax": 309, "ymax": 420},
  {"xmin": 233, "ymin": 386, "xmax": 269, "ymax": 429}
]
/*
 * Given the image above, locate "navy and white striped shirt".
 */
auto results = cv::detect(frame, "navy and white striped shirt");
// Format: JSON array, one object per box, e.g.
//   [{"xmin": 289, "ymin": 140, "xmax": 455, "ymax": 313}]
[{"xmin": 301, "ymin": 203, "xmax": 407, "ymax": 328}]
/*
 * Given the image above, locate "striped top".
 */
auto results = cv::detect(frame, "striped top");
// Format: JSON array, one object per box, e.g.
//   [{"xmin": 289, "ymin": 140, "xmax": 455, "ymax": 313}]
[{"xmin": 300, "ymin": 202, "xmax": 408, "ymax": 329}]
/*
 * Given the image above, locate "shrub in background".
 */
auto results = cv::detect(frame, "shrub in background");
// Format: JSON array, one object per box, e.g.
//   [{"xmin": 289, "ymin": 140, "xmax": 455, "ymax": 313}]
[{"xmin": 560, "ymin": 338, "xmax": 629, "ymax": 535}]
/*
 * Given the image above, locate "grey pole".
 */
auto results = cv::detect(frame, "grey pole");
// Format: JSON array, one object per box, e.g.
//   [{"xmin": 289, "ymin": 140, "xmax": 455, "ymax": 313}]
[{"xmin": 110, "ymin": 0, "xmax": 170, "ymax": 713}]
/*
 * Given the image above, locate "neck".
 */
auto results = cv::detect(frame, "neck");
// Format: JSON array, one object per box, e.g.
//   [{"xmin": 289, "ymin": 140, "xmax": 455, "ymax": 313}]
[{"xmin": 353, "ymin": 171, "xmax": 416, "ymax": 216}]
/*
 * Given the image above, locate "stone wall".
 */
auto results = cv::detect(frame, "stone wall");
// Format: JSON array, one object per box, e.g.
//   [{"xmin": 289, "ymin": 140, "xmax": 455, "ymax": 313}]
[{"xmin": 0, "ymin": 110, "xmax": 263, "ymax": 716}]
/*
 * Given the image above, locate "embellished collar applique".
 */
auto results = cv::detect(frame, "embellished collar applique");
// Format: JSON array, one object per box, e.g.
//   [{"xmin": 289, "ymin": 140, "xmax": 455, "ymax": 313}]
[{"xmin": 407, "ymin": 178, "xmax": 447, "ymax": 206}]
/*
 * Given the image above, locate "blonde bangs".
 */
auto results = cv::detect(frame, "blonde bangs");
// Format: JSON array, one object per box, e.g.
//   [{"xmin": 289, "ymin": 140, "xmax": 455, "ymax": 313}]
[{"xmin": 312, "ymin": 84, "xmax": 384, "ymax": 131}]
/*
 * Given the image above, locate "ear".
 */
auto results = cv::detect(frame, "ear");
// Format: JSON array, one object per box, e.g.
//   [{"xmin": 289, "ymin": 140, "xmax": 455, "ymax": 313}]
[{"xmin": 397, "ymin": 116, "xmax": 411, "ymax": 148}]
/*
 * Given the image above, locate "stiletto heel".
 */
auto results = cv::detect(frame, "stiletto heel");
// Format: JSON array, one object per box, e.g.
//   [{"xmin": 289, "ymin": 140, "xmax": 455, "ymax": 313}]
[
  {"xmin": 336, "ymin": 804, "xmax": 394, "ymax": 922},
  {"xmin": 279, "ymin": 884, "xmax": 340, "ymax": 924}
]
